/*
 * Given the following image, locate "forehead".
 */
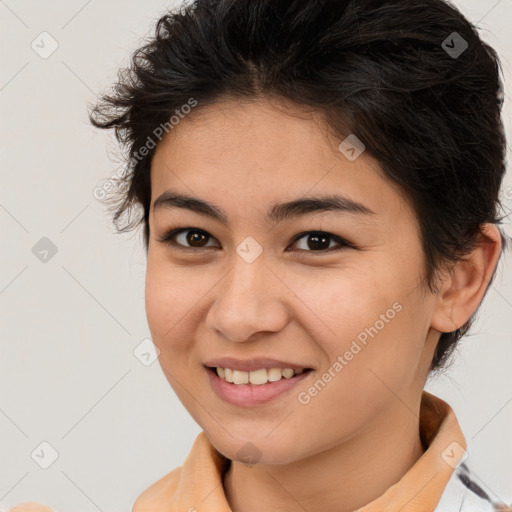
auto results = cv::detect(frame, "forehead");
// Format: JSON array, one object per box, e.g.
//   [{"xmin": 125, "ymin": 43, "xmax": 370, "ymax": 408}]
[{"xmin": 150, "ymin": 97, "xmax": 413, "ymax": 224}]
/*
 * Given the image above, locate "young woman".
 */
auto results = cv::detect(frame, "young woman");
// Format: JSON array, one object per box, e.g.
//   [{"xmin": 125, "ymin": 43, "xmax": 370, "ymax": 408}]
[
  {"xmin": 91, "ymin": 0, "xmax": 509, "ymax": 511},
  {"xmin": 12, "ymin": 0, "xmax": 510, "ymax": 510}
]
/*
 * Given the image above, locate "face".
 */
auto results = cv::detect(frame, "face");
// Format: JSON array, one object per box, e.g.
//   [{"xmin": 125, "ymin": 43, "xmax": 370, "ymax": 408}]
[{"xmin": 145, "ymin": 97, "xmax": 440, "ymax": 465}]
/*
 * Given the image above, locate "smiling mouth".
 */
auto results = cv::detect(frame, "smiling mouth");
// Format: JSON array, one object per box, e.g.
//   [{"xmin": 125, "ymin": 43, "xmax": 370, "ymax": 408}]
[{"xmin": 206, "ymin": 366, "xmax": 313, "ymax": 385}]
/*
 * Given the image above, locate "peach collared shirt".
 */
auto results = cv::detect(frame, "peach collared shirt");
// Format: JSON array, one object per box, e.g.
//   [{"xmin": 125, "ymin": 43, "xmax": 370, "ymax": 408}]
[
  {"xmin": 11, "ymin": 391, "xmax": 508, "ymax": 511},
  {"xmin": 132, "ymin": 391, "xmax": 469, "ymax": 512}
]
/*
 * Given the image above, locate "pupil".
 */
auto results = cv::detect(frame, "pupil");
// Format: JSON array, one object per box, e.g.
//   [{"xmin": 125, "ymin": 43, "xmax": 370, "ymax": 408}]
[
  {"xmin": 187, "ymin": 230, "xmax": 207, "ymax": 247},
  {"xmin": 308, "ymin": 234, "xmax": 329, "ymax": 250}
]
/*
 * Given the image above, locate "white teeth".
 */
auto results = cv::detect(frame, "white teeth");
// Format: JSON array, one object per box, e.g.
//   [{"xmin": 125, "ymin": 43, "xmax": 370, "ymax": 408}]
[
  {"xmin": 282, "ymin": 368, "xmax": 295, "ymax": 379},
  {"xmin": 224, "ymin": 368, "xmax": 234, "ymax": 383},
  {"xmin": 267, "ymin": 368, "xmax": 283, "ymax": 382},
  {"xmin": 249, "ymin": 368, "xmax": 268, "ymax": 385},
  {"xmin": 215, "ymin": 367, "xmax": 306, "ymax": 385},
  {"xmin": 233, "ymin": 370, "xmax": 249, "ymax": 384}
]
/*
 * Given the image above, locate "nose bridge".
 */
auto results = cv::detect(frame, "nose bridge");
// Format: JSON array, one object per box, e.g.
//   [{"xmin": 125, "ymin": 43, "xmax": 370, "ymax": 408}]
[{"xmin": 206, "ymin": 251, "xmax": 287, "ymax": 342}]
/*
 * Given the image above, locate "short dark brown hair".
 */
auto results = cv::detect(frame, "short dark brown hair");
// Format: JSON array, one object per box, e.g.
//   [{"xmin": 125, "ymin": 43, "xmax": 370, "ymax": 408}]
[{"xmin": 89, "ymin": 0, "xmax": 509, "ymax": 373}]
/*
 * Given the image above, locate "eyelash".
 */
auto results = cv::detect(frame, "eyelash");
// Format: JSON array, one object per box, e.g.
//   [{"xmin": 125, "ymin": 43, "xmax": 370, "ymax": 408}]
[{"xmin": 156, "ymin": 227, "xmax": 355, "ymax": 255}]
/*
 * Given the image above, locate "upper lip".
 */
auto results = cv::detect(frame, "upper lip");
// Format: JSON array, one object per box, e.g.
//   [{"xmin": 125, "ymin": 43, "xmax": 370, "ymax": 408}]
[{"xmin": 204, "ymin": 357, "xmax": 313, "ymax": 372}]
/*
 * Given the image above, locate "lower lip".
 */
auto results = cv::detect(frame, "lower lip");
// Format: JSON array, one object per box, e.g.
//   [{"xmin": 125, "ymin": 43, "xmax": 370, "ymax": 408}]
[{"xmin": 205, "ymin": 367, "xmax": 312, "ymax": 407}]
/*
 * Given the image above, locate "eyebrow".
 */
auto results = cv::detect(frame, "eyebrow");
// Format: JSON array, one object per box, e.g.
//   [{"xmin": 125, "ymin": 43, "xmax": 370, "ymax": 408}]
[{"xmin": 152, "ymin": 190, "xmax": 376, "ymax": 225}]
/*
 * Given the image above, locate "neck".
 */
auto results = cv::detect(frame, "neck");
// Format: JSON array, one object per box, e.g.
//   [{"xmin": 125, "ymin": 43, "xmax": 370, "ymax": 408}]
[{"xmin": 223, "ymin": 398, "xmax": 426, "ymax": 512}]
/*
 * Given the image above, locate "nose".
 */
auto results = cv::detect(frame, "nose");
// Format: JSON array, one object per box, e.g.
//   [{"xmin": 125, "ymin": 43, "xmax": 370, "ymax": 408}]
[{"xmin": 205, "ymin": 255, "xmax": 289, "ymax": 342}]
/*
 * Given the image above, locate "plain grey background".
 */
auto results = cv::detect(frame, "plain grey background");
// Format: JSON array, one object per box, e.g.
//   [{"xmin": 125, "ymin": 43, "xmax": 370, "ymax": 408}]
[{"xmin": 1, "ymin": 0, "xmax": 511, "ymax": 510}]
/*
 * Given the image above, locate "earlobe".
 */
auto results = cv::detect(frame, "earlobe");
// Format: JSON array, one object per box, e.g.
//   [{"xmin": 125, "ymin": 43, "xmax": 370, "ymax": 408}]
[{"xmin": 430, "ymin": 223, "xmax": 502, "ymax": 333}]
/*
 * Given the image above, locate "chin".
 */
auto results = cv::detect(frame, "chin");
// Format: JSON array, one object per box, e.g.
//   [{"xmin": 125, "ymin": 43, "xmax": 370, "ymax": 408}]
[{"xmin": 208, "ymin": 431, "xmax": 305, "ymax": 466}]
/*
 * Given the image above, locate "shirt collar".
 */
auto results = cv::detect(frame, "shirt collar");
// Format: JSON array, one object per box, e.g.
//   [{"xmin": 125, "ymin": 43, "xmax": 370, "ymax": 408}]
[{"xmin": 133, "ymin": 390, "xmax": 467, "ymax": 512}]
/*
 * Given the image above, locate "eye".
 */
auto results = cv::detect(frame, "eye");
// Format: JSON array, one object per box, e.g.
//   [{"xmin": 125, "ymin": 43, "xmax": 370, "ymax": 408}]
[
  {"xmin": 287, "ymin": 231, "xmax": 353, "ymax": 254},
  {"xmin": 156, "ymin": 227, "xmax": 220, "ymax": 250},
  {"xmin": 156, "ymin": 227, "xmax": 354, "ymax": 254}
]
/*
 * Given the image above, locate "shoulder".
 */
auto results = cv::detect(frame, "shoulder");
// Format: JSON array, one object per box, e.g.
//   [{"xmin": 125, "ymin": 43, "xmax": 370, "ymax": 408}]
[
  {"xmin": 132, "ymin": 466, "xmax": 183, "ymax": 512},
  {"xmin": 435, "ymin": 463, "xmax": 506, "ymax": 512},
  {"xmin": 3, "ymin": 504, "xmax": 55, "ymax": 512}
]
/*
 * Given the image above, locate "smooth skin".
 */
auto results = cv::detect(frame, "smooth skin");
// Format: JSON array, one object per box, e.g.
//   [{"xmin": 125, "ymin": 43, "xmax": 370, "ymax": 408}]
[{"xmin": 145, "ymin": 96, "xmax": 502, "ymax": 512}]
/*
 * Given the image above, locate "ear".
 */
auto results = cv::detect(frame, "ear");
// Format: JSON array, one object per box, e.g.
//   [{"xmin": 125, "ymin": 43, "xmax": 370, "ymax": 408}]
[{"xmin": 430, "ymin": 223, "xmax": 503, "ymax": 333}]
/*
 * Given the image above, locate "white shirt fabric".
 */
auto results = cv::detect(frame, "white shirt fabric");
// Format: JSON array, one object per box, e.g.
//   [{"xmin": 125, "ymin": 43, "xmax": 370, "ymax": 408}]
[{"xmin": 435, "ymin": 463, "xmax": 496, "ymax": 511}]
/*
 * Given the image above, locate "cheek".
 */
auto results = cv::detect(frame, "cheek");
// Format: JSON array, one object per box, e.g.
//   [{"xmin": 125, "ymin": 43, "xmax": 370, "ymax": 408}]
[
  {"xmin": 290, "ymin": 281, "xmax": 427, "ymax": 448},
  {"xmin": 144, "ymin": 261, "xmax": 173, "ymax": 339},
  {"xmin": 144, "ymin": 257, "xmax": 201, "ymax": 343},
  {"xmin": 285, "ymin": 263, "xmax": 400, "ymax": 350},
  {"xmin": 290, "ymin": 253, "xmax": 428, "ymax": 382},
  {"xmin": 144, "ymin": 255, "xmax": 223, "ymax": 363},
  {"xmin": 144, "ymin": 258, "xmax": 209, "ymax": 406}
]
